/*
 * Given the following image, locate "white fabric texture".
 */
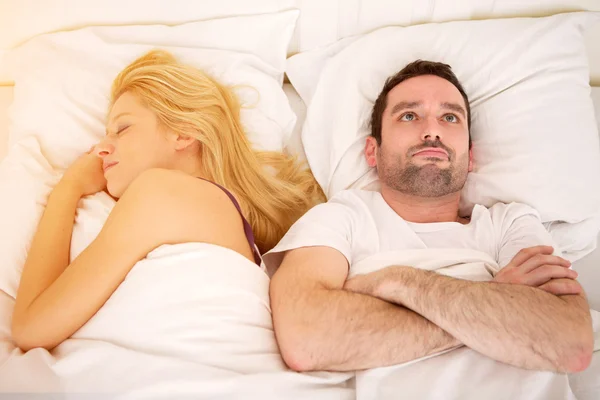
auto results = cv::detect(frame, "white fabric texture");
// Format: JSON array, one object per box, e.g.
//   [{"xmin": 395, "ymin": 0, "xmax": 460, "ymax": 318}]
[
  {"xmin": 265, "ymin": 189, "xmax": 561, "ymax": 277},
  {"xmin": 0, "ymin": 242, "xmax": 354, "ymax": 398},
  {"xmin": 285, "ymin": 12, "xmax": 600, "ymax": 261},
  {"xmin": 0, "ymin": 0, "xmax": 298, "ymax": 52},
  {"xmin": 290, "ymin": 0, "xmax": 600, "ymax": 53},
  {"xmin": 4, "ymin": 11, "xmax": 299, "ymax": 170}
]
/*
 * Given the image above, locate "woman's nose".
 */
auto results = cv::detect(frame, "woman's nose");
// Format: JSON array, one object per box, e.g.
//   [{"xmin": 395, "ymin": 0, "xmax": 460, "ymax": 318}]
[{"xmin": 95, "ymin": 139, "xmax": 115, "ymax": 158}]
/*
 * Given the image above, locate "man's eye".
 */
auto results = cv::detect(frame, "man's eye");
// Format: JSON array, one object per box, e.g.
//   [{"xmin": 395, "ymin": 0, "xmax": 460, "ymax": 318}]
[
  {"xmin": 400, "ymin": 113, "xmax": 416, "ymax": 122},
  {"xmin": 444, "ymin": 114, "xmax": 458, "ymax": 123}
]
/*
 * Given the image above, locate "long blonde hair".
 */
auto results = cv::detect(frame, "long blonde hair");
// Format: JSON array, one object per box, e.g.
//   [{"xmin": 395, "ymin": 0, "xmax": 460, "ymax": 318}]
[{"xmin": 110, "ymin": 50, "xmax": 325, "ymax": 253}]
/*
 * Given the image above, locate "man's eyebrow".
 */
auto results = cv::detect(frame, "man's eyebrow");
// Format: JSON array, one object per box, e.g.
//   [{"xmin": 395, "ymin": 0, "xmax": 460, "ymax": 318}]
[
  {"xmin": 390, "ymin": 101, "xmax": 422, "ymax": 116},
  {"xmin": 441, "ymin": 102, "xmax": 466, "ymax": 118}
]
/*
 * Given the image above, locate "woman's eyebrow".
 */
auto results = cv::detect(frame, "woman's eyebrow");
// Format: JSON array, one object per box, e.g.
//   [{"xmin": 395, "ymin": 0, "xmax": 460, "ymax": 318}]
[{"xmin": 105, "ymin": 112, "xmax": 133, "ymax": 134}]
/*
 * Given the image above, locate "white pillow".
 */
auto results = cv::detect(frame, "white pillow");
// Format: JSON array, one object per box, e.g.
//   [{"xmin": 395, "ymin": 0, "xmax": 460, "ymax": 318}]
[
  {"xmin": 0, "ymin": 11, "xmax": 299, "ymax": 299},
  {"xmin": 0, "ymin": 1, "xmax": 298, "ymax": 54},
  {"xmin": 0, "ymin": 137, "xmax": 60, "ymax": 298},
  {"xmin": 291, "ymin": 0, "xmax": 600, "ymax": 53},
  {"xmin": 4, "ymin": 11, "xmax": 299, "ymax": 170},
  {"xmin": 287, "ymin": 12, "xmax": 600, "ymax": 261}
]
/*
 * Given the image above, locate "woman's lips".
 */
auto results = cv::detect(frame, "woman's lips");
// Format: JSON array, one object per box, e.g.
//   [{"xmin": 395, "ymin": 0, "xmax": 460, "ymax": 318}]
[{"xmin": 103, "ymin": 162, "xmax": 118, "ymax": 172}]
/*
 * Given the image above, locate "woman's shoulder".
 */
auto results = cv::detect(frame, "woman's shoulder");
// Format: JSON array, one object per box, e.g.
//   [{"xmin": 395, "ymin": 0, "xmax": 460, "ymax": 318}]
[
  {"xmin": 127, "ymin": 168, "xmax": 230, "ymax": 203},
  {"xmin": 108, "ymin": 168, "xmax": 251, "ymax": 256}
]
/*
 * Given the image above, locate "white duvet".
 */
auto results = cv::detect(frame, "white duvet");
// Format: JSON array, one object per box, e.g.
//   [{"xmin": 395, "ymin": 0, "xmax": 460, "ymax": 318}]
[
  {"xmin": 0, "ymin": 242, "xmax": 354, "ymax": 399},
  {"xmin": 0, "ymin": 192, "xmax": 598, "ymax": 399},
  {"xmin": 351, "ymin": 249, "xmax": 600, "ymax": 400}
]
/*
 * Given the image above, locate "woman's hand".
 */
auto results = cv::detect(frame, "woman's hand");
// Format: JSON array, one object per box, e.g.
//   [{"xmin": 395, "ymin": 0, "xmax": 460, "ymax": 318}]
[{"xmin": 60, "ymin": 147, "xmax": 107, "ymax": 197}]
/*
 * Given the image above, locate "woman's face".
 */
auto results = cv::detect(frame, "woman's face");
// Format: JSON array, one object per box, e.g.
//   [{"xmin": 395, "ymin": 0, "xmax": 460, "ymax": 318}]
[{"xmin": 96, "ymin": 92, "xmax": 175, "ymax": 198}]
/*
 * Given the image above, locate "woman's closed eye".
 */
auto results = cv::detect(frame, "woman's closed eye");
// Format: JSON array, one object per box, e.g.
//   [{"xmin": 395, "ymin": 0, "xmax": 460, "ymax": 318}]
[{"xmin": 116, "ymin": 125, "xmax": 130, "ymax": 135}]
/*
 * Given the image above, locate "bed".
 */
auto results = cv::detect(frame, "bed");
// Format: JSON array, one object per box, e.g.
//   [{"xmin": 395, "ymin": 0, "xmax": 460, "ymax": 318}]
[{"xmin": 0, "ymin": 1, "xmax": 599, "ymax": 399}]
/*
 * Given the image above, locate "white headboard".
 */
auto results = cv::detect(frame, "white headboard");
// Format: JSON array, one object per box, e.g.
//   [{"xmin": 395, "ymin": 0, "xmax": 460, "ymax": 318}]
[{"xmin": 1, "ymin": 0, "xmax": 600, "ymax": 84}]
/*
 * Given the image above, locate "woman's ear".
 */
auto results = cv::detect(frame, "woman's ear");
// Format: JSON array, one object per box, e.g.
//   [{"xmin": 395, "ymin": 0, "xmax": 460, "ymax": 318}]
[{"xmin": 169, "ymin": 131, "xmax": 198, "ymax": 151}]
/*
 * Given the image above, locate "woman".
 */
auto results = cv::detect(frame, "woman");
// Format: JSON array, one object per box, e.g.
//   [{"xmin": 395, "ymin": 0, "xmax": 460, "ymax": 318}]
[{"xmin": 11, "ymin": 50, "xmax": 325, "ymax": 352}]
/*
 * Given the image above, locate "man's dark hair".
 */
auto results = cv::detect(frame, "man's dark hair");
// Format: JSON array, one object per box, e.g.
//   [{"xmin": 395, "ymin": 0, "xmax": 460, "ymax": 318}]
[{"xmin": 370, "ymin": 60, "xmax": 471, "ymax": 148}]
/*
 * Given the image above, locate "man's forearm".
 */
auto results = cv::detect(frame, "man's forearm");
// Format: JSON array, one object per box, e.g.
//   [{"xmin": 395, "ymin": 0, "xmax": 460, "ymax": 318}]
[
  {"xmin": 374, "ymin": 268, "xmax": 594, "ymax": 373},
  {"xmin": 273, "ymin": 287, "xmax": 461, "ymax": 372}
]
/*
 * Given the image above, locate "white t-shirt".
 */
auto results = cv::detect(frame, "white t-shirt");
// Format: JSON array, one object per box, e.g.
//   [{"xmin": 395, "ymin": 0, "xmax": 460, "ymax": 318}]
[{"xmin": 264, "ymin": 189, "xmax": 558, "ymax": 277}]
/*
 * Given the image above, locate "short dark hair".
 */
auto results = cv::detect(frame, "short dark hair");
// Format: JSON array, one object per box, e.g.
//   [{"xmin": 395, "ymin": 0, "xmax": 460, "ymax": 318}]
[{"xmin": 370, "ymin": 60, "xmax": 471, "ymax": 148}]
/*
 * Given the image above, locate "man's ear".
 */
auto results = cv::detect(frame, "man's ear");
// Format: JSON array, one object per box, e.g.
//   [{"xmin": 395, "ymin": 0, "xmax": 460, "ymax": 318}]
[
  {"xmin": 365, "ymin": 136, "xmax": 378, "ymax": 168},
  {"xmin": 468, "ymin": 148, "xmax": 474, "ymax": 172}
]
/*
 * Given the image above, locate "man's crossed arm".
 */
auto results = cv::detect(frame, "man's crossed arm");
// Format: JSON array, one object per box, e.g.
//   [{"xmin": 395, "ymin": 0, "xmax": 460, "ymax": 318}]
[{"xmin": 270, "ymin": 245, "xmax": 593, "ymax": 373}]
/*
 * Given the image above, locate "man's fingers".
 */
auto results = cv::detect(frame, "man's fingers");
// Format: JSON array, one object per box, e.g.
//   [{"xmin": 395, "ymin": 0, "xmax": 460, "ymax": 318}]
[
  {"xmin": 509, "ymin": 246, "xmax": 554, "ymax": 268},
  {"xmin": 538, "ymin": 279, "xmax": 582, "ymax": 296},
  {"xmin": 518, "ymin": 254, "xmax": 571, "ymax": 274},
  {"xmin": 522, "ymin": 265, "xmax": 578, "ymax": 286}
]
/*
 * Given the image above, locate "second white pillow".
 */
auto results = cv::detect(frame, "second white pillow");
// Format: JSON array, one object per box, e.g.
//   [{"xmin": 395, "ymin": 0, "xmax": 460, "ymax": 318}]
[{"xmin": 287, "ymin": 12, "xmax": 600, "ymax": 260}]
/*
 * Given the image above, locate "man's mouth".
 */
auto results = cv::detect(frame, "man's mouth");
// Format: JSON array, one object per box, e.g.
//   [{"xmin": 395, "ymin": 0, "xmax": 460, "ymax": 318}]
[{"xmin": 413, "ymin": 148, "xmax": 449, "ymax": 159}]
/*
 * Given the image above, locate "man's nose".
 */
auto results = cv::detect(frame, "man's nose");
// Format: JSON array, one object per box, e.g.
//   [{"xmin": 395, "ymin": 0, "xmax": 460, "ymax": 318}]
[{"xmin": 421, "ymin": 117, "xmax": 443, "ymax": 142}]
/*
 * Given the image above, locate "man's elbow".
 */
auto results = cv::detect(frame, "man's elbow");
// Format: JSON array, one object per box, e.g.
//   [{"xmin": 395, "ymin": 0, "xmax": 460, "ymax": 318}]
[
  {"xmin": 566, "ymin": 350, "xmax": 594, "ymax": 373},
  {"xmin": 560, "ymin": 330, "xmax": 595, "ymax": 373},
  {"xmin": 273, "ymin": 319, "xmax": 326, "ymax": 372},
  {"xmin": 277, "ymin": 333, "xmax": 319, "ymax": 372}
]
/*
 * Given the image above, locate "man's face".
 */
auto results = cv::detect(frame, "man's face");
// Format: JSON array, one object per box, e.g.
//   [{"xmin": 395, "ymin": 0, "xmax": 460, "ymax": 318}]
[{"xmin": 366, "ymin": 75, "xmax": 473, "ymax": 198}]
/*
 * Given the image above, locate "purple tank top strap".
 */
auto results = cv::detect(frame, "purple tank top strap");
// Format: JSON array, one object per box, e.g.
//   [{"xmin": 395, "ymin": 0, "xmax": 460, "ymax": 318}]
[{"xmin": 197, "ymin": 178, "xmax": 262, "ymax": 266}]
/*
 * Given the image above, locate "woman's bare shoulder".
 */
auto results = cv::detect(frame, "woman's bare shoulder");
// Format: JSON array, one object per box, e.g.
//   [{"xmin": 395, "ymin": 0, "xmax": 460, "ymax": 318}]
[{"xmin": 102, "ymin": 168, "xmax": 251, "ymax": 257}]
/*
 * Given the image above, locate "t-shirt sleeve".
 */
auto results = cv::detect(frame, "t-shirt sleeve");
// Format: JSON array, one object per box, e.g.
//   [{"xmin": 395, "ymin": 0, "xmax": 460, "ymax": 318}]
[
  {"xmin": 263, "ymin": 193, "xmax": 356, "ymax": 276},
  {"xmin": 493, "ymin": 202, "xmax": 562, "ymax": 268}
]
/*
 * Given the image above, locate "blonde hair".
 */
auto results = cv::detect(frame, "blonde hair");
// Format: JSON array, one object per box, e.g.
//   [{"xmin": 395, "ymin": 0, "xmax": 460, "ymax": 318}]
[{"xmin": 110, "ymin": 50, "xmax": 325, "ymax": 253}]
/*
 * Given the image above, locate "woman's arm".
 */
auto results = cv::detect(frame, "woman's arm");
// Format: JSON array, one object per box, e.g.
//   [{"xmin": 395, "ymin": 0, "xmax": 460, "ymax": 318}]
[
  {"xmin": 12, "ymin": 181, "xmax": 81, "ymax": 328},
  {"xmin": 11, "ymin": 168, "xmax": 251, "ymax": 352},
  {"xmin": 12, "ymin": 152, "xmax": 107, "ymax": 349}
]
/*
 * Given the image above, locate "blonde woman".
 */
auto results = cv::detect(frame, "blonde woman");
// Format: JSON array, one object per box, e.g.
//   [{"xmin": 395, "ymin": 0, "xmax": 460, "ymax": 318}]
[{"xmin": 11, "ymin": 50, "xmax": 325, "ymax": 352}]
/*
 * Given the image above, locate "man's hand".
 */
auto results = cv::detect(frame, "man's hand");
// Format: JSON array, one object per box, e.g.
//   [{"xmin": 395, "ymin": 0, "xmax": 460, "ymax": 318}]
[
  {"xmin": 345, "ymin": 246, "xmax": 581, "ymax": 298},
  {"xmin": 493, "ymin": 246, "xmax": 581, "ymax": 296}
]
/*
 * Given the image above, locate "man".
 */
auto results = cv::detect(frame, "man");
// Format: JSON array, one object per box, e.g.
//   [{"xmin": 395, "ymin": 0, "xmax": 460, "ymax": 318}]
[{"xmin": 265, "ymin": 61, "xmax": 594, "ymax": 375}]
